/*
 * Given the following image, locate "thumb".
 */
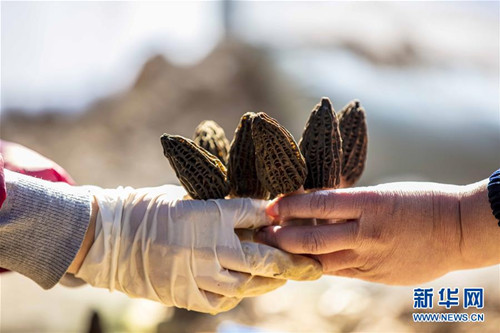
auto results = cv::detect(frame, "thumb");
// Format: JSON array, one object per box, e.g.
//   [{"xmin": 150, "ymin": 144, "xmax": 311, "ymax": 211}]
[
  {"xmin": 266, "ymin": 189, "xmax": 364, "ymax": 221},
  {"xmin": 212, "ymin": 198, "xmax": 273, "ymax": 229}
]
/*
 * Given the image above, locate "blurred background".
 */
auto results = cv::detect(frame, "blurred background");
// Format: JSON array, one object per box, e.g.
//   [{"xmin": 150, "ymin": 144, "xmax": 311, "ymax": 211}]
[{"xmin": 1, "ymin": 1, "xmax": 499, "ymax": 332}]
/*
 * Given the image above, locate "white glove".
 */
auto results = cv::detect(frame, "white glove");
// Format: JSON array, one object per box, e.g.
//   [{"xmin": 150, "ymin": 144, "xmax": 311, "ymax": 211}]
[{"xmin": 75, "ymin": 185, "xmax": 321, "ymax": 314}]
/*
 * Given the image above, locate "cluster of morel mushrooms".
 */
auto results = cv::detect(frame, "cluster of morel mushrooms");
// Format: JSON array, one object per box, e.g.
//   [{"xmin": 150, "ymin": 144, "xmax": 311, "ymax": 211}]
[{"xmin": 161, "ymin": 98, "xmax": 367, "ymax": 207}]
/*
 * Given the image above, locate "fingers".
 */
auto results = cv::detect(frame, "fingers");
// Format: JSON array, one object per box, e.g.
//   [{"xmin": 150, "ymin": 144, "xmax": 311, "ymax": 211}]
[
  {"xmin": 197, "ymin": 272, "xmax": 286, "ymax": 298},
  {"xmin": 254, "ymin": 222, "xmax": 359, "ymax": 255},
  {"xmin": 169, "ymin": 198, "xmax": 271, "ymax": 229},
  {"xmin": 266, "ymin": 189, "xmax": 363, "ymax": 221},
  {"xmin": 218, "ymin": 241, "xmax": 323, "ymax": 281},
  {"xmin": 190, "ymin": 276, "xmax": 283, "ymax": 314},
  {"xmin": 185, "ymin": 291, "xmax": 242, "ymax": 314},
  {"xmin": 331, "ymin": 268, "xmax": 368, "ymax": 279},
  {"xmin": 211, "ymin": 198, "xmax": 273, "ymax": 229},
  {"xmin": 315, "ymin": 250, "xmax": 364, "ymax": 274}
]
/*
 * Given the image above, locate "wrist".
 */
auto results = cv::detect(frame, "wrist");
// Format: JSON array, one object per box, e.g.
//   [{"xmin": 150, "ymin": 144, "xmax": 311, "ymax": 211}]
[
  {"xmin": 67, "ymin": 196, "xmax": 98, "ymax": 274},
  {"xmin": 457, "ymin": 180, "xmax": 500, "ymax": 269}
]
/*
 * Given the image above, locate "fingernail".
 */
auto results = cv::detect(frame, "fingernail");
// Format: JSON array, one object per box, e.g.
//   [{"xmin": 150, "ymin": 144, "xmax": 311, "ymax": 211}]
[
  {"xmin": 253, "ymin": 227, "xmax": 268, "ymax": 244},
  {"xmin": 266, "ymin": 200, "xmax": 279, "ymax": 218},
  {"xmin": 254, "ymin": 226, "xmax": 280, "ymax": 246},
  {"xmin": 253, "ymin": 227, "xmax": 263, "ymax": 239}
]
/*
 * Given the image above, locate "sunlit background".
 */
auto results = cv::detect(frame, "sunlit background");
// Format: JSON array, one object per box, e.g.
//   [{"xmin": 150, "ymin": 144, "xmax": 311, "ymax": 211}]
[{"xmin": 1, "ymin": 1, "xmax": 499, "ymax": 332}]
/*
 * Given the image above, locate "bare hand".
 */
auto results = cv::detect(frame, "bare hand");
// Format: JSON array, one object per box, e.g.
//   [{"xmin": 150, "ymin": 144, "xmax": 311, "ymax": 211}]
[{"xmin": 255, "ymin": 181, "xmax": 500, "ymax": 285}]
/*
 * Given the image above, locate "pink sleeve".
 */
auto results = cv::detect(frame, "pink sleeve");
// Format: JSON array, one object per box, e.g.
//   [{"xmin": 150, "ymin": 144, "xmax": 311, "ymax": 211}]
[{"xmin": 0, "ymin": 140, "xmax": 75, "ymax": 185}]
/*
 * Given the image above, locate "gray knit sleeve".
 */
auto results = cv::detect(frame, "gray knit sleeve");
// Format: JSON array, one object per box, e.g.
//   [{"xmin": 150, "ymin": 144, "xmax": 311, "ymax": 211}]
[{"xmin": 0, "ymin": 170, "xmax": 92, "ymax": 289}]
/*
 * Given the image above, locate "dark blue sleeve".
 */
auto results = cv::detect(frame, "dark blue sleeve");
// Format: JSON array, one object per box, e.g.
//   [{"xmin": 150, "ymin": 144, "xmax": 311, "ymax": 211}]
[
  {"xmin": 0, "ymin": 154, "xmax": 5, "ymax": 209},
  {"xmin": 487, "ymin": 168, "xmax": 500, "ymax": 227}
]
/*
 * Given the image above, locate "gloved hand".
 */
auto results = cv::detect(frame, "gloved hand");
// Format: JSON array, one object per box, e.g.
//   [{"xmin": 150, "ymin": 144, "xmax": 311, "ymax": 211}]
[{"xmin": 74, "ymin": 185, "xmax": 322, "ymax": 314}]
